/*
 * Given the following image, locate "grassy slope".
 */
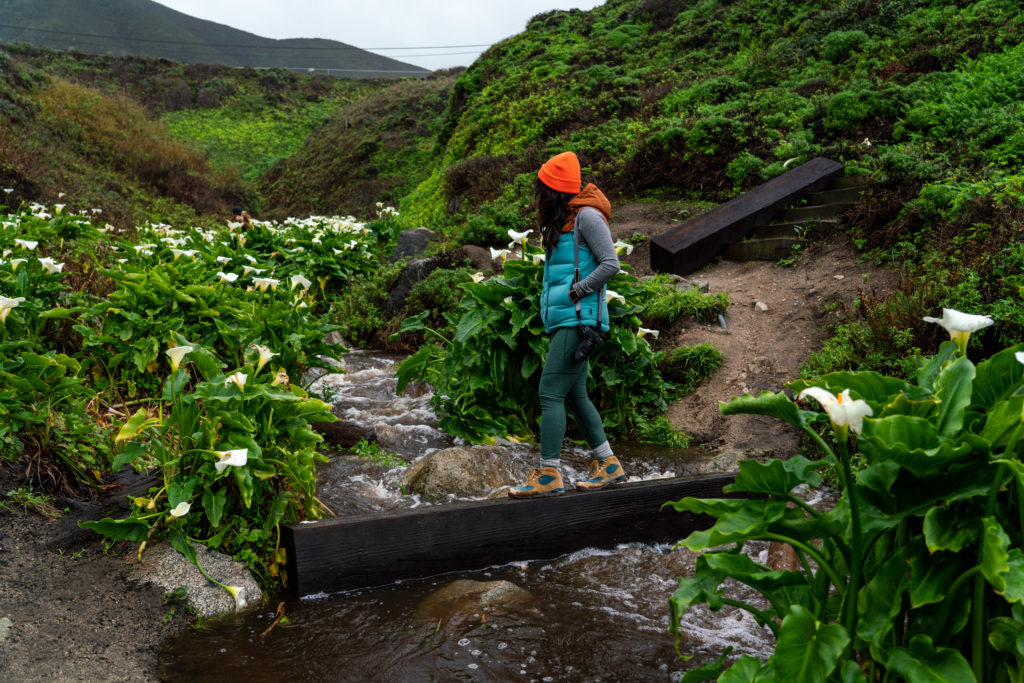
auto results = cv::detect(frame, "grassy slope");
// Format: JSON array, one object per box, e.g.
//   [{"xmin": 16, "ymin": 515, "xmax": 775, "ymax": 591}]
[{"xmin": 0, "ymin": 0, "xmax": 426, "ymax": 77}]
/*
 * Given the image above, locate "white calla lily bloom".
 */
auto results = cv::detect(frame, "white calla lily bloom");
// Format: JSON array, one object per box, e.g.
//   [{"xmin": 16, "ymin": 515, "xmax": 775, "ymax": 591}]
[
  {"xmin": 14, "ymin": 239, "xmax": 37, "ymax": 250},
  {"xmin": 170, "ymin": 249, "xmax": 197, "ymax": 260},
  {"xmin": 169, "ymin": 501, "xmax": 191, "ymax": 518},
  {"xmin": 613, "ymin": 240, "xmax": 634, "ymax": 256},
  {"xmin": 532, "ymin": 253, "xmax": 546, "ymax": 265},
  {"xmin": 166, "ymin": 345, "xmax": 193, "ymax": 371},
  {"xmin": 606, "ymin": 290, "xmax": 626, "ymax": 305},
  {"xmin": 291, "ymin": 274, "xmax": 312, "ymax": 291},
  {"xmin": 214, "ymin": 448, "xmax": 248, "ymax": 473},
  {"xmin": 508, "ymin": 229, "xmax": 533, "ymax": 246},
  {"xmin": 471, "ymin": 272, "xmax": 486, "ymax": 283},
  {"xmin": 0, "ymin": 296, "xmax": 26, "ymax": 323},
  {"xmin": 225, "ymin": 585, "xmax": 248, "ymax": 611},
  {"xmin": 271, "ymin": 370, "xmax": 289, "ymax": 387},
  {"xmin": 922, "ymin": 308, "xmax": 994, "ymax": 354},
  {"xmin": 216, "ymin": 256, "xmax": 232, "ymax": 264},
  {"xmin": 798, "ymin": 386, "xmax": 874, "ymax": 436},
  {"xmin": 10, "ymin": 258, "xmax": 26, "ymax": 271},
  {"xmin": 490, "ymin": 247, "xmax": 511, "ymax": 262},
  {"xmin": 637, "ymin": 327, "xmax": 660, "ymax": 339},
  {"xmin": 1016, "ymin": 351, "xmax": 1024, "ymax": 366},
  {"xmin": 216, "ymin": 272, "xmax": 239, "ymax": 284},
  {"xmin": 251, "ymin": 344, "xmax": 279, "ymax": 373},
  {"xmin": 225, "ymin": 371, "xmax": 248, "ymax": 392},
  {"xmin": 253, "ymin": 277, "xmax": 279, "ymax": 292},
  {"xmin": 38, "ymin": 257, "xmax": 64, "ymax": 274}
]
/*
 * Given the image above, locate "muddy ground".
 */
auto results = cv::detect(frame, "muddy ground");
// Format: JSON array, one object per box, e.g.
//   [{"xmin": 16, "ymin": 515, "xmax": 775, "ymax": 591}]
[{"xmin": 0, "ymin": 206, "xmax": 903, "ymax": 680}]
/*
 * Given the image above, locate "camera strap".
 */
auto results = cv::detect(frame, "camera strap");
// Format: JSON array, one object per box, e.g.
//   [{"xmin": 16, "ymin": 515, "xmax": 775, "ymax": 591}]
[{"xmin": 572, "ymin": 216, "xmax": 603, "ymax": 328}]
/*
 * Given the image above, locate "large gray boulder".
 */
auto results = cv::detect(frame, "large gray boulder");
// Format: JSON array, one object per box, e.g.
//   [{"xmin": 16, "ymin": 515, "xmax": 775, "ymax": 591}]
[
  {"xmin": 400, "ymin": 446, "xmax": 519, "ymax": 497},
  {"xmin": 130, "ymin": 542, "xmax": 260, "ymax": 617},
  {"xmin": 390, "ymin": 227, "xmax": 438, "ymax": 263}
]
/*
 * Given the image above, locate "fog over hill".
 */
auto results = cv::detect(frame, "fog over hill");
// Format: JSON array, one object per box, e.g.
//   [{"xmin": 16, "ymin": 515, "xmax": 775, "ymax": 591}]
[{"xmin": 0, "ymin": 0, "xmax": 427, "ymax": 77}]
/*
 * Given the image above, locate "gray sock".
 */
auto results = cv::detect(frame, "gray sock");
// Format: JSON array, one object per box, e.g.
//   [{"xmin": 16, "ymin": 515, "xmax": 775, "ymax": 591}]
[{"xmin": 592, "ymin": 441, "xmax": 613, "ymax": 460}]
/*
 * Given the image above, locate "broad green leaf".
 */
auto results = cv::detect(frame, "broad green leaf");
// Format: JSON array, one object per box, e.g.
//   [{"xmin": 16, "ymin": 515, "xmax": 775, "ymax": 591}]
[
  {"xmin": 727, "ymin": 456, "xmax": 822, "ymax": 496},
  {"xmin": 857, "ymin": 544, "xmax": 910, "ymax": 647},
  {"xmin": 916, "ymin": 341, "xmax": 959, "ymax": 393},
  {"xmin": 791, "ymin": 371, "xmax": 917, "ymax": 407},
  {"xmin": 116, "ymin": 408, "xmax": 154, "ymax": 442},
  {"xmin": 840, "ymin": 661, "xmax": 868, "ymax": 683},
  {"xmin": 885, "ymin": 634, "xmax": 974, "ymax": 682},
  {"xmin": 981, "ymin": 516, "xmax": 1024, "ymax": 603},
  {"xmin": 980, "ymin": 396, "xmax": 1024, "ymax": 450},
  {"xmin": 678, "ymin": 650, "xmax": 729, "ymax": 681},
  {"xmin": 932, "ymin": 355, "xmax": 975, "ymax": 438},
  {"xmin": 203, "ymin": 486, "xmax": 226, "ymax": 527},
  {"xmin": 669, "ymin": 560, "xmax": 728, "ymax": 628},
  {"xmin": 111, "ymin": 442, "xmax": 147, "ymax": 472},
  {"xmin": 720, "ymin": 390, "xmax": 809, "ymax": 429},
  {"xmin": 988, "ymin": 615, "xmax": 1024, "ymax": 656},
  {"xmin": 772, "ymin": 604, "xmax": 849, "ymax": 682},
  {"xmin": 38, "ymin": 307, "xmax": 73, "ymax": 319},
  {"xmin": 669, "ymin": 499, "xmax": 788, "ymax": 549},
  {"xmin": 909, "ymin": 551, "xmax": 963, "ymax": 607},
  {"xmin": 972, "ymin": 342, "xmax": 1024, "ymax": 411},
  {"xmin": 718, "ymin": 655, "xmax": 766, "ymax": 683},
  {"xmin": 923, "ymin": 505, "xmax": 978, "ymax": 553},
  {"xmin": 169, "ymin": 529, "xmax": 199, "ymax": 568},
  {"xmin": 79, "ymin": 517, "xmax": 149, "ymax": 542},
  {"xmin": 168, "ymin": 478, "xmax": 196, "ymax": 507},
  {"xmin": 263, "ymin": 491, "xmax": 292, "ymax": 533}
]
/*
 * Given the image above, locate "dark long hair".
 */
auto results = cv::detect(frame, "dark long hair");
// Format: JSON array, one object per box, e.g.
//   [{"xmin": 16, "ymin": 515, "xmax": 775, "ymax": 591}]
[{"xmin": 535, "ymin": 177, "xmax": 575, "ymax": 251}]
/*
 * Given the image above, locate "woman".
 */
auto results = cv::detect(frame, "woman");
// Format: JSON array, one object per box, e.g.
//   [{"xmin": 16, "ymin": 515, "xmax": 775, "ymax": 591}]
[{"xmin": 509, "ymin": 151, "xmax": 626, "ymax": 498}]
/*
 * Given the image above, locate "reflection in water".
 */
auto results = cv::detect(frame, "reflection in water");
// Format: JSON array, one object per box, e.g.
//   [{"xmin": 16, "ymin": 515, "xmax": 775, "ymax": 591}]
[{"xmin": 158, "ymin": 350, "xmax": 784, "ymax": 680}]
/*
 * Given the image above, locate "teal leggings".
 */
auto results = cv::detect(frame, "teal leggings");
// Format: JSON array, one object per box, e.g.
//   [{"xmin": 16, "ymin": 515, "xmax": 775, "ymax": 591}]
[{"xmin": 539, "ymin": 326, "xmax": 607, "ymax": 460}]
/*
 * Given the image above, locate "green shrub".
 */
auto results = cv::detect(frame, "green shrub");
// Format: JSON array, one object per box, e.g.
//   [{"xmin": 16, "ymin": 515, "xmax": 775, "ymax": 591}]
[
  {"xmin": 659, "ymin": 342, "xmax": 724, "ymax": 396},
  {"xmin": 641, "ymin": 276, "xmax": 730, "ymax": 327},
  {"xmin": 725, "ymin": 150, "xmax": 764, "ymax": 186},
  {"xmin": 821, "ymin": 29, "xmax": 870, "ymax": 63}
]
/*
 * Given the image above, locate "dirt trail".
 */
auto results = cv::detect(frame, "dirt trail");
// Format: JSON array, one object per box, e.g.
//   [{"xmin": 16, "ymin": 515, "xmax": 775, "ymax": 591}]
[{"xmin": 612, "ymin": 201, "xmax": 903, "ymax": 455}]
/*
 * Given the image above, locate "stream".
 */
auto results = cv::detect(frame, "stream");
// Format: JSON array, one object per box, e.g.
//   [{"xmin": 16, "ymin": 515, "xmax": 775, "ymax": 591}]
[{"xmin": 156, "ymin": 350, "xmax": 781, "ymax": 681}]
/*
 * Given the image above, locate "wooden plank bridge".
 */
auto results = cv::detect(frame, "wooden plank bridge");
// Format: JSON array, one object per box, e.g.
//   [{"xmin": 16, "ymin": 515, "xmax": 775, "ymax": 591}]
[{"xmin": 281, "ymin": 473, "xmax": 735, "ymax": 597}]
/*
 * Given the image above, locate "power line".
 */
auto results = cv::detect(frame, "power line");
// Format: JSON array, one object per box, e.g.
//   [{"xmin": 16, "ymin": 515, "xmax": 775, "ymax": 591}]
[{"xmin": 0, "ymin": 22, "xmax": 491, "ymax": 51}]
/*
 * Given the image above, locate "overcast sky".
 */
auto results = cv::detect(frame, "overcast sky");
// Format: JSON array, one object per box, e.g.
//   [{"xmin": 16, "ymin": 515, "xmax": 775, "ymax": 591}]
[{"xmin": 151, "ymin": 1, "xmax": 606, "ymax": 71}]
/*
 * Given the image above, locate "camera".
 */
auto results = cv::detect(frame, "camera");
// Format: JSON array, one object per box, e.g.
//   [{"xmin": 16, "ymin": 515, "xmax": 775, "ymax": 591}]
[{"xmin": 573, "ymin": 324, "xmax": 605, "ymax": 361}]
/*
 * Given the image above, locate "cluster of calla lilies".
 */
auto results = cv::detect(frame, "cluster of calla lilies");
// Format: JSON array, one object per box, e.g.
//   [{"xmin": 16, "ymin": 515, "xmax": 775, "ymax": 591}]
[{"xmin": 473, "ymin": 229, "xmax": 657, "ymax": 342}]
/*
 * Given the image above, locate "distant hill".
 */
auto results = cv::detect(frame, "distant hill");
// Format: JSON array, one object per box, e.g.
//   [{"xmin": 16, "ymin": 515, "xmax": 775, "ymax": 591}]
[{"xmin": 0, "ymin": 0, "xmax": 428, "ymax": 78}]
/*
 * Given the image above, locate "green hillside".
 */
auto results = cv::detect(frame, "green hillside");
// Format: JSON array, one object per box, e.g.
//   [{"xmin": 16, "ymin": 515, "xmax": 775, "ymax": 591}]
[{"xmin": 0, "ymin": 0, "xmax": 427, "ymax": 77}]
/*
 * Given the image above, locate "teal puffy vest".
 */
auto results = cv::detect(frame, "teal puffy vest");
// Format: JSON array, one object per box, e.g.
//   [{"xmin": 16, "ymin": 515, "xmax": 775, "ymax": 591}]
[{"xmin": 540, "ymin": 209, "xmax": 610, "ymax": 333}]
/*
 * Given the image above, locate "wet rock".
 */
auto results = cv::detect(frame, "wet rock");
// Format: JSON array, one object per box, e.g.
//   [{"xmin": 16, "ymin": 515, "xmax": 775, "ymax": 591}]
[
  {"xmin": 130, "ymin": 542, "xmax": 260, "ymax": 618},
  {"xmin": 382, "ymin": 257, "xmax": 439, "ymax": 317},
  {"xmin": 400, "ymin": 446, "xmax": 518, "ymax": 496},
  {"xmin": 454, "ymin": 244, "xmax": 494, "ymax": 271},
  {"xmin": 313, "ymin": 420, "xmax": 373, "ymax": 448},
  {"xmin": 415, "ymin": 579, "xmax": 534, "ymax": 622},
  {"xmin": 766, "ymin": 541, "xmax": 800, "ymax": 572},
  {"xmin": 374, "ymin": 423, "xmax": 452, "ymax": 457},
  {"xmin": 390, "ymin": 228, "xmax": 438, "ymax": 263}
]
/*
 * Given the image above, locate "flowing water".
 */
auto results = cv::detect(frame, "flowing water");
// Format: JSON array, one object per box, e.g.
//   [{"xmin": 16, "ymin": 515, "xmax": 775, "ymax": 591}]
[{"xmin": 157, "ymin": 350, "xmax": 785, "ymax": 681}]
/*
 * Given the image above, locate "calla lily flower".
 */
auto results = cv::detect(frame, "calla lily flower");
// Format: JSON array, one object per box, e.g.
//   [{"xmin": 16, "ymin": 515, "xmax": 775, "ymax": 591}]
[
  {"xmin": 216, "ymin": 272, "xmax": 239, "ymax": 284},
  {"xmin": 798, "ymin": 386, "xmax": 873, "ymax": 436},
  {"xmin": 606, "ymin": 290, "xmax": 626, "ymax": 305},
  {"xmin": 471, "ymin": 272, "xmax": 486, "ymax": 283},
  {"xmin": 253, "ymin": 277, "xmax": 279, "ymax": 292},
  {"xmin": 14, "ymin": 239, "xmax": 37, "ymax": 250},
  {"xmin": 225, "ymin": 585, "xmax": 248, "ymax": 611},
  {"xmin": 0, "ymin": 296, "xmax": 26, "ymax": 323},
  {"xmin": 216, "ymin": 256, "xmax": 232, "ymax": 264},
  {"xmin": 490, "ymin": 247, "xmax": 511, "ymax": 262},
  {"xmin": 214, "ymin": 448, "xmax": 248, "ymax": 473},
  {"xmin": 508, "ymin": 229, "xmax": 533, "ymax": 247},
  {"xmin": 169, "ymin": 501, "xmax": 191, "ymax": 518},
  {"xmin": 250, "ymin": 344, "xmax": 279, "ymax": 373},
  {"xmin": 225, "ymin": 372, "xmax": 247, "ymax": 392},
  {"xmin": 291, "ymin": 274, "xmax": 312, "ymax": 291},
  {"xmin": 613, "ymin": 240, "xmax": 634, "ymax": 256},
  {"xmin": 504, "ymin": 296, "xmax": 513, "ymax": 304},
  {"xmin": 532, "ymin": 253, "xmax": 546, "ymax": 265},
  {"xmin": 170, "ymin": 249, "xmax": 197, "ymax": 260},
  {"xmin": 1016, "ymin": 351, "xmax": 1024, "ymax": 366},
  {"xmin": 271, "ymin": 370, "xmax": 289, "ymax": 387},
  {"xmin": 38, "ymin": 257, "xmax": 64, "ymax": 274},
  {"xmin": 242, "ymin": 266, "xmax": 265, "ymax": 276},
  {"xmin": 166, "ymin": 345, "xmax": 193, "ymax": 371},
  {"xmin": 10, "ymin": 258, "xmax": 26, "ymax": 271},
  {"xmin": 637, "ymin": 327, "xmax": 660, "ymax": 339},
  {"xmin": 922, "ymin": 308, "xmax": 994, "ymax": 355}
]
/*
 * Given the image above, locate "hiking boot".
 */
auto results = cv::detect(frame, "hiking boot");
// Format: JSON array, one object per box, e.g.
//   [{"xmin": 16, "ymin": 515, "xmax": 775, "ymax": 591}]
[
  {"xmin": 575, "ymin": 456, "xmax": 626, "ymax": 491},
  {"xmin": 508, "ymin": 466, "xmax": 564, "ymax": 498}
]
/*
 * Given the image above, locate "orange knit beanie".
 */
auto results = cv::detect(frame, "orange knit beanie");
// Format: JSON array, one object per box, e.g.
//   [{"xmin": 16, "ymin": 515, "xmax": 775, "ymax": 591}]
[{"xmin": 537, "ymin": 151, "xmax": 581, "ymax": 194}]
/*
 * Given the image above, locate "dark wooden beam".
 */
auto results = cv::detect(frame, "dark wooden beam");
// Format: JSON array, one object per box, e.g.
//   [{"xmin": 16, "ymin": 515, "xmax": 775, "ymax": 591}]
[
  {"xmin": 650, "ymin": 157, "xmax": 844, "ymax": 275},
  {"xmin": 282, "ymin": 473, "xmax": 735, "ymax": 597}
]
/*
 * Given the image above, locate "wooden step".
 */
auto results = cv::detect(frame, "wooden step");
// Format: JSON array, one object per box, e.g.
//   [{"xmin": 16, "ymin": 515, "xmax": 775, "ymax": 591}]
[
  {"xmin": 828, "ymin": 174, "xmax": 870, "ymax": 189},
  {"xmin": 723, "ymin": 238, "xmax": 801, "ymax": 262},
  {"xmin": 282, "ymin": 473, "xmax": 736, "ymax": 596},
  {"xmin": 650, "ymin": 157, "xmax": 844, "ymax": 276},
  {"xmin": 776, "ymin": 202, "xmax": 857, "ymax": 222},
  {"xmin": 805, "ymin": 186, "xmax": 865, "ymax": 204},
  {"xmin": 748, "ymin": 220, "xmax": 840, "ymax": 240}
]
